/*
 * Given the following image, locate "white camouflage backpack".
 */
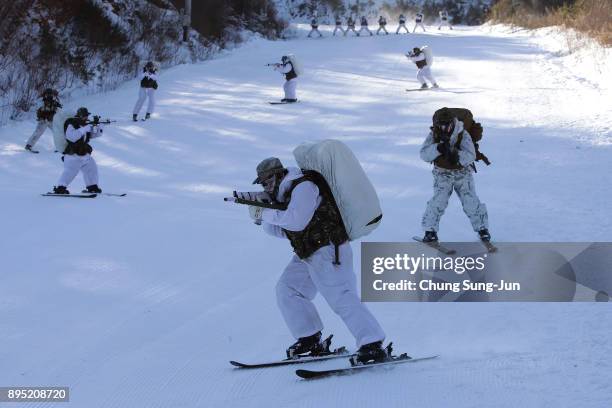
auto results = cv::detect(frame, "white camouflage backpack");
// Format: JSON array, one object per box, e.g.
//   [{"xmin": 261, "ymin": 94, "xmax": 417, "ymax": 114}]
[
  {"xmin": 421, "ymin": 46, "xmax": 433, "ymax": 67},
  {"xmin": 287, "ymin": 54, "xmax": 303, "ymax": 76},
  {"xmin": 293, "ymin": 139, "xmax": 383, "ymax": 240},
  {"xmin": 52, "ymin": 108, "xmax": 74, "ymax": 153}
]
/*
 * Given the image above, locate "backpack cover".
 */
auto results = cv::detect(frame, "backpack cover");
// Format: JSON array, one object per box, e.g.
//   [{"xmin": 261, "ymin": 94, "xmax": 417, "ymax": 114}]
[
  {"xmin": 287, "ymin": 54, "xmax": 303, "ymax": 76},
  {"xmin": 422, "ymin": 46, "xmax": 433, "ymax": 67},
  {"xmin": 293, "ymin": 139, "xmax": 382, "ymax": 240},
  {"xmin": 52, "ymin": 108, "xmax": 74, "ymax": 153}
]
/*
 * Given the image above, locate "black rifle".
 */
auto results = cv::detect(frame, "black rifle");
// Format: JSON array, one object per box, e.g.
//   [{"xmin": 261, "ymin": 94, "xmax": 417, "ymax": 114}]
[{"xmin": 224, "ymin": 191, "xmax": 287, "ymax": 210}]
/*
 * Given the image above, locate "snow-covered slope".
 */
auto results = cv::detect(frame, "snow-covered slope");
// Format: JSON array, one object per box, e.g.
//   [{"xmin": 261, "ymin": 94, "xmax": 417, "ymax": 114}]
[{"xmin": 1, "ymin": 24, "xmax": 611, "ymax": 407}]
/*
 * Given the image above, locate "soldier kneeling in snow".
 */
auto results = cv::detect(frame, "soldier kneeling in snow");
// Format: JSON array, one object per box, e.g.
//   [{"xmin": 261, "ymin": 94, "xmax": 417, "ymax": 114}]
[
  {"xmin": 248, "ymin": 156, "xmax": 387, "ymax": 364},
  {"xmin": 419, "ymin": 108, "xmax": 491, "ymax": 243},
  {"xmin": 52, "ymin": 107, "xmax": 103, "ymax": 194}
]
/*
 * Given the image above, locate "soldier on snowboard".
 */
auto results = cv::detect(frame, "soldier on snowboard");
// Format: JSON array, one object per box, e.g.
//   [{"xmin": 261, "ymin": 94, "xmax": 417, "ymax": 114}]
[
  {"xmin": 247, "ymin": 157, "xmax": 388, "ymax": 364},
  {"xmin": 132, "ymin": 61, "xmax": 158, "ymax": 121},
  {"xmin": 25, "ymin": 88, "xmax": 62, "ymax": 153},
  {"xmin": 419, "ymin": 108, "xmax": 491, "ymax": 243},
  {"xmin": 271, "ymin": 55, "xmax": 299, "ymax": 103},
  {"xmin": 52, "ymin": 107, "xmax": 104, "ymax": 194},
  {"xmin": 407, "ymin": 47, "xmax": 438, "ymax": 89}
]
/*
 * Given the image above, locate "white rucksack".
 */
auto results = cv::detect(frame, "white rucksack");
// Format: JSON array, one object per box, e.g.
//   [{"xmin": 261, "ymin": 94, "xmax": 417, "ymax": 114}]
[
  {"xmin": 287, "ymin": 54, "xmax": 303, "ymax": 76},
  {"xmin": 422, "ymin": 45, "xmax": 433, "ymax": 67},
  {"xmin": 52, "ymin": 108, "xmax": 73, "ymax": 153},
  {"xmin": 293, "ymin": 139, "xmax": 382, "ymax": 240}
]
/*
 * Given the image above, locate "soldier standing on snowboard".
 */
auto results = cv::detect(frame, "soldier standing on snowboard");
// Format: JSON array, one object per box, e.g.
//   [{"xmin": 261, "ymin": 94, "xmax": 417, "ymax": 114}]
[
  {"xmin": 25, "ymin": 88, "xmax": 62, "ymax": 153},
  {"xmin": 132, "ymin": 61, "xmax": 158, "ymax": 121},
  {"xmin": 247, "ymin": 157, "xmax": 388, "ymax": 364},
  {"xmin": 419, "ymin": 108, "xmax": 491, "ymax": 243}
]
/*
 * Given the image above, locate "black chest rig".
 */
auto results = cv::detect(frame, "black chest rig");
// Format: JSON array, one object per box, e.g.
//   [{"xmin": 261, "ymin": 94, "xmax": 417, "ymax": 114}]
[
  {"xmin": 281, "ymin": 171, "xmax": 348, "ymax": 264},
  {"xmin": 63, "ymin": 118, "xmax": 93, "ymax": 156},
  {"xmin": 284, "ymin": 63, "xmax": 297, "ymax": 81}
]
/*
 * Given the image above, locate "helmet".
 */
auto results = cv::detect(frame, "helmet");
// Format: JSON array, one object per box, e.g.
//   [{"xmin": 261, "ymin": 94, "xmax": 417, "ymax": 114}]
[
  {"xmin": 281, "ymin": 55, "xmax": 289, "ymax": 63},
  {"xmin": 76, "ymin": 107, "xmax": 90, "ymax": 118},
  {"xmin": 413, "ymin": 47, "xmax": 421, "ymax": 54},
  {"xmin": 433, "ymin": 108, "xmax": 455, "ymax": 137}
]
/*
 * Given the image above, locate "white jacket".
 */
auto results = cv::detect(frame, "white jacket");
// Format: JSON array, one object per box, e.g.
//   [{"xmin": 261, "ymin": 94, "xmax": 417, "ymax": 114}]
[
  {"xmin": 262, "ymin": 167, "xmax": 321, "ymax": 237},
  {"xmin": 419, "ymin": 119, "xmax": 476, "ymax": 168}
]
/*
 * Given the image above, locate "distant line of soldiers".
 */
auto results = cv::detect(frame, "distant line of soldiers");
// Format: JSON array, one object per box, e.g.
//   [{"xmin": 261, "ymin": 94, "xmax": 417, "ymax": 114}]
[{"xmin": 308, "ymin": 11, "xmax": 453, "ymax": 38}]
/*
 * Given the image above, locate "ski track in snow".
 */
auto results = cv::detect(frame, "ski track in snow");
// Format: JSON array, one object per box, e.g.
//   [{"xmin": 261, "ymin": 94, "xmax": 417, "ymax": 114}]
[{"xmin": 0, "ymin": 24, "xmax": 611, "ymax": 407}]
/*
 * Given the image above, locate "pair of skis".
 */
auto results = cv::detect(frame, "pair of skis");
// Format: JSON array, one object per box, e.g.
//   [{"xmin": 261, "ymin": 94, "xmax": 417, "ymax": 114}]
[
  {"xmin": 412, "ymin": 236, "xmax": 498, "ymax": 254},
  {"xmin": 42, "ymin": 192, "xmax": 126, "ymax": 198},
  {"xmin": 231, "ymin": 343, "xmax": 438, "ymax": 379}
]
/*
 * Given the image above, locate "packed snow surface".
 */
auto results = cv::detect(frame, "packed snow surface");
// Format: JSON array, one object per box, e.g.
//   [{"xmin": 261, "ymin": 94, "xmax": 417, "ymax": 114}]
[{"xmin": 1, "ymin": 24, "xmax": 611, "ymax": 407}]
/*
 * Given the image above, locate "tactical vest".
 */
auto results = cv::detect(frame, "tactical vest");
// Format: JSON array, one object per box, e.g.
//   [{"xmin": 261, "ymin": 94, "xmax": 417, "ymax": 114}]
[
  {"xmin": 415, "ymin": 58, "xmax": 427, "ymax": 69},
  {"xmin": 63, "ymin": 118, "xmax": 93, "ymax": 156},
  {"xmin": 140, "ymin": 70, "xmax": 158, "ymax": 89},
  {"xmin": 284, "ymin": 63, "xmax": 297, "ymax": 81},
  {"xmin": 433, "ymin": 129, "xmax": 465, "ymax": 170},
  {"xmin": 282, "ymin": 171, "xmax": 348, "ymax": 263}
]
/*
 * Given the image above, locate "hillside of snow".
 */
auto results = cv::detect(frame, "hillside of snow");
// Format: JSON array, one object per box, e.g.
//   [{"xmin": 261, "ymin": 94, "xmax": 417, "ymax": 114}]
[{"xmin": 1, "ymin": 23, "xmax": 611, "ymax": 407}]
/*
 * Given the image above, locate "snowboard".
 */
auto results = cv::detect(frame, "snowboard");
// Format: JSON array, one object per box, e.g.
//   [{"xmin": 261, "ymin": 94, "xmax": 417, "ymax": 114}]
[
  {"xmin": 269, "ymin": 101, "xmax": 299, "ymax": 105},
  {"xmin": 296, "ymin": 355, "xmax": 439, "ymax": 379}
]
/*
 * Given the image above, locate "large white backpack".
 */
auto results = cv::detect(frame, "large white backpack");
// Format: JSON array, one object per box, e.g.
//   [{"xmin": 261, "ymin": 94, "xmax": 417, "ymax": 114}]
[
  {"xmin": 293, "ymin": 139, "xmax": 382, "ymax": 240},
  {"xmin": 422, "ymin": 45, "xmax": 433, "ymax": 67},
  {"xmin": 52, "ymin": 108, "xmax": 73, "ymax": 153},
  {"xmin": 287, "ymin": 54, "xmax": 303, "ymax": 76}
]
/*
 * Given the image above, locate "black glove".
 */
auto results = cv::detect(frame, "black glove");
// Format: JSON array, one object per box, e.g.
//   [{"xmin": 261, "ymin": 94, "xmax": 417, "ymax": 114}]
[
  {"xmin": 436, "ymin": 142, "xmax": 450, "ymax": 156},
  {"xmin": 92, "ymin": 115, "xmax": 100, "ymax": 125}
]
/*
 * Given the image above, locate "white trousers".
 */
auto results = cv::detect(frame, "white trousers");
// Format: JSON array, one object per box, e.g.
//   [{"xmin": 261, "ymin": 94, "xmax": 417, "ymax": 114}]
[
  {"xmin": 57, "ymin": 154, "xmax": 99, "ymax": 188},
  {"xmin": 417, "ymin": 66, "xmax": 437, "ymax": 86},
  {"xmin": 396, "ymin": 23, "xmax": 409, "ymax": 33},
  {"xmin": 276, "ymin": 243, "xmax": 385, "ymax": 347},
  {"xmin": 283, "ymin": 78, "xmax": 297, "ymax": 100},
  {"xmin": 413, "ymin": 22, "xmax": 426, "ymax": 32},
  {"xmin": 358, "ymin": 26, "xmax": 373, "ymax": 36},
  {"xmin": 307, "ymin": 28, "xmax": 322, "ymax": 38},
  {"xmin": 438, "ymin": 20, "xmax": 452, "ymax": 30},
  {"xmin": 422, "ymin": 167, "xmax": 489, "ymax": 232},
  {"xmin": 376, "ymin": 26, "xmax": 388, "ymax": 34},
  {"xmin": 26, "ymin": 120, "xmax": 52, "ymax": 147},
  {"xmin": 333, "ymin": 27, "xmax": 345, "ymax": 36},
  {"xmin": 133, "ymin": 87, "xmax": 156, "ymax": 115},
  {"xmin": 345, "ymin": 27, "xmax": 358, "ymax": 36}
]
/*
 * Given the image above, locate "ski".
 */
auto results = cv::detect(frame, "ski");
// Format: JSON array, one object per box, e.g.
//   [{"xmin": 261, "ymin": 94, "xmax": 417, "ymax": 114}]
[
  {"xmin": 412, "ymin": 236, "xmax": 457, "ymax": 255},
  {"xmin": 269, "ymin": 101, "xmax": 299, "ymax": 105},
  {"xmin": 25, "ymin": 149, "xmax": 40, "ymax": 154},
  {"xmin": 82, "ymin": 191, "xmax": 127, "ymax": 197},
  {"xmin": 230, "ymin": 347, "xmax": 351, "ymax": 369},
  {"xmin": 42, "ymin": 193, "xmax": 97, "ymax": 198},
  {"xmin": 296, "ymin": 355, "xmax": 439, "ymax": 379}
]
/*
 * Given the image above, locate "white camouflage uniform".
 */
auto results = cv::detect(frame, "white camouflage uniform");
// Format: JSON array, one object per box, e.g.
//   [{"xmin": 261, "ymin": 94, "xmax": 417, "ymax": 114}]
[
  {"xmin": 419, "ymin": 119, "xmax": 489, "ymax": 232},
  {"xmin": 57, "ymin": 123, "xmax": 103, "ymax": 188},
  {"xmin": 261, "ymin": 167, "xmax": 386, "ymax": 348}
]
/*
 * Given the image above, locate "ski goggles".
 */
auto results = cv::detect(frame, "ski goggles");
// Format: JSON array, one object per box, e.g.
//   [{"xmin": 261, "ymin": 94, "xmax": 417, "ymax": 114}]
[{"xmin": 435, "ymin": 121, "xmax": 454, "ymax": 134}]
